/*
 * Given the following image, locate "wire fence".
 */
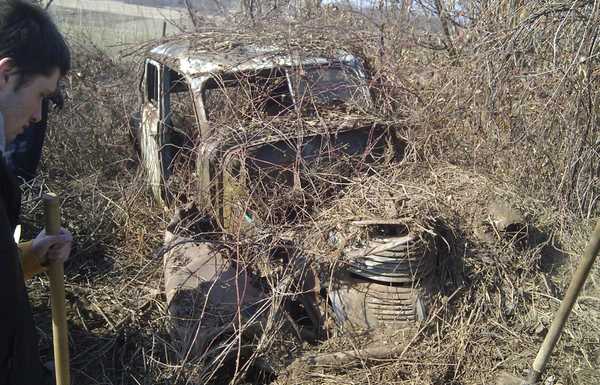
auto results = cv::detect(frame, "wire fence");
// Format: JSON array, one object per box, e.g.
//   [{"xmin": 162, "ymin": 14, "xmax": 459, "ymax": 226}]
[{"xmin": 49, "ymin": 0, "xmax": 193, "ymax": 54}]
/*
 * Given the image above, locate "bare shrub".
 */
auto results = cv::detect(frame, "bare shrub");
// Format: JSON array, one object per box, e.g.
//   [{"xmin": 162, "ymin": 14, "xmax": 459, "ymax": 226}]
[{"xmin": 23, "ymin": 1, "xmax": 600, "ymax": 384}]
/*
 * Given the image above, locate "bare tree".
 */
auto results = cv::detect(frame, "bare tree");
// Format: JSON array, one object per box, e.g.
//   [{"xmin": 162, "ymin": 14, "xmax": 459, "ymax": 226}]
[
  {"xmin": 433, "ymin": 0, "xmax": 456, "ymax": 56},
  {"xmin": 185, "ymin": 0, "xmax": 200, "ymax": 29}
]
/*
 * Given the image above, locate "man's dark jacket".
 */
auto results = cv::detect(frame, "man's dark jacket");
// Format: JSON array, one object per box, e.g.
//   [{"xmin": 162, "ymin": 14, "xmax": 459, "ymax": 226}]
[{"xmin": 0, "ymin": 153, "xmax": 44, "ymax": 384}]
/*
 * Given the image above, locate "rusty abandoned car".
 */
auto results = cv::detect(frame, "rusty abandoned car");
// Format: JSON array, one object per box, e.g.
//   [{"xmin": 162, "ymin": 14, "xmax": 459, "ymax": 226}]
[{"xmin": 132, "ymin": 35, "xmax": 529, "ymax": 371}]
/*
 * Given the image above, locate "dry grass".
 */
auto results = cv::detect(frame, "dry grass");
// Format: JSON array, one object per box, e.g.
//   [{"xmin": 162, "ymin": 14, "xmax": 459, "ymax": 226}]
[{"xmin": 18, "ymin": 1, "xmax": 600, "ymax": 384}]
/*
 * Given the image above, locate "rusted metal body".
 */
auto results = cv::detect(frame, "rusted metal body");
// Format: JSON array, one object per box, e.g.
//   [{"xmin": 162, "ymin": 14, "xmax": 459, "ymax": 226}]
[
  {"xmin": 163, "ymin": 231, "xmax": 267, "ymax": 358},
  {"xmin": 488, "ymin": 201, "xmax": 527, "ymax": 234},
  {"xmin": 137, "ymin": 33, "xmax": 423, "ymax": 356},
  {"xmin": 475, "ymin": 200, "xmax": 528, "ymax": 244},
  {"xmin": 137, "ymin": 36, "xmax": 373, "ymax": 207}
]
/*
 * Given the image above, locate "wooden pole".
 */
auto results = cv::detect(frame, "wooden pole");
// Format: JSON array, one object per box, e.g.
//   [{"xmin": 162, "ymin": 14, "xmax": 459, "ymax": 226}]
[
  {"xmin": 527, "ymin": 220, "xmax": 600, "ymax": 383},
  {"xmin": 44, "ymin": 193, "xmax": 70, "ymax": 385}
]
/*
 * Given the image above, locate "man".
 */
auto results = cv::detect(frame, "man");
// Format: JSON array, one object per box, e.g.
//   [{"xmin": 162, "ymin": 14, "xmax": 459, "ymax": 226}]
[
  {"xmin": 5, "ymin": 81, "xmax": 63, "ymax": 182},
  {"xmin": 6, "ymin": 97, "xmax": 50, "ymax": 183},
  {"xmin": 0, "ymin": 1, "xmax": 73, "ymax": 383}
]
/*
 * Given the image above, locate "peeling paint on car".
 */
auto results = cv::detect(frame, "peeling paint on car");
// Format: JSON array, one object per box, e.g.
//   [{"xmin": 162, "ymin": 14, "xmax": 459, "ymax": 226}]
[{"xmin": 150, "ymin": 39, "xmax": 360, "ymax": 79}]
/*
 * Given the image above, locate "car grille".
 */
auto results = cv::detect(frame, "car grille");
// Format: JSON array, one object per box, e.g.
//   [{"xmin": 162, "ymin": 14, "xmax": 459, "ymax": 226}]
[{"xmin": 329, "ymin": 221, "xmax": 436, "ymax": 331}]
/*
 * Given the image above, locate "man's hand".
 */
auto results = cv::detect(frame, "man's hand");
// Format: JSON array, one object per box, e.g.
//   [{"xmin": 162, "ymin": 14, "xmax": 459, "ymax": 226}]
[{"xmin": 32, "ymin": 228, "xmax": 73, "ymax": 266}]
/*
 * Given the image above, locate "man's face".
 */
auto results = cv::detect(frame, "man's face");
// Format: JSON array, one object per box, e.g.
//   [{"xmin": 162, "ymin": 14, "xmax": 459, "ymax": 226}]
[{"xmin": 0, "ymin": 58, "xmax": 60, "ymax": 145}]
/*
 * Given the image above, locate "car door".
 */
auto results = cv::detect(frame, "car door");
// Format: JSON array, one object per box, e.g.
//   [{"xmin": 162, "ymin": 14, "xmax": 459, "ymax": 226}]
[{"xmin": 140, "ymin": 59, "xmax": 171, "ymax": 204}]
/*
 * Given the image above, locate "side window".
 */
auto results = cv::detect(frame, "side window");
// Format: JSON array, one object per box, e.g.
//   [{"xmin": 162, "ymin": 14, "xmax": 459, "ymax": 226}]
[{"xmin": 146, "ymin": 61, "xmax": 159, "ymax": 104}]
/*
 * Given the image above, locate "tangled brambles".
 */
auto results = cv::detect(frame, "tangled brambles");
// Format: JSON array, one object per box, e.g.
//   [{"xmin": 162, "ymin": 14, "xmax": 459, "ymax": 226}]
[{"xmin": 22, "ymin": 1, "xmax": 600, "ymax": 384}]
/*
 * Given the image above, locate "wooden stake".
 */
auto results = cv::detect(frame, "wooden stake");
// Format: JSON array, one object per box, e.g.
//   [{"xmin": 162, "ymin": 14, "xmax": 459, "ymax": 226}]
[
  {"xmin": 44, "ymin": 193, "xmax": 70, "ymax": 385},
  {"xmin": 527, "ymin": 220, "xmax": 600, "ymax": 383}
]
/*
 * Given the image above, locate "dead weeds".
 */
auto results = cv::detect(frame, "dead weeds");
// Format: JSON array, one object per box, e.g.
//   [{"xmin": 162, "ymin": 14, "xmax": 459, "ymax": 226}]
[{"xmin": 19, "ymin": 2, "xmax": 600, "ymax": 384}]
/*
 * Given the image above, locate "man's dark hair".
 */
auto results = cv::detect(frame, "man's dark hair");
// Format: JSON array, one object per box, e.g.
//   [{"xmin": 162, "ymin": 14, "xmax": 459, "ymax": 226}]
[{"xmin": 0, "ymin": 0, "xmax": 70, "ymax": 88}]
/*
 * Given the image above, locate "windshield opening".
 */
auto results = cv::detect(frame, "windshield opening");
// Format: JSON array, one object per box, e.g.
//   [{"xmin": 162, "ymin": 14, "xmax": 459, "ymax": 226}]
[
  {"xmin": 202, "ymin": 62, "xmax": 369, "ymax": 126},
  {"xmin": 203, "ymin": 68, "xmax": 294, "ymax": 123}
]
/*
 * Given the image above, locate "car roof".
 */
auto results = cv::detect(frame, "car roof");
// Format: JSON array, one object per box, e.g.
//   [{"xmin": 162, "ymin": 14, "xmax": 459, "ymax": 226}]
[{"xmin": 149, "ymin": 35, "xmax": 359, "ymax": 78}]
